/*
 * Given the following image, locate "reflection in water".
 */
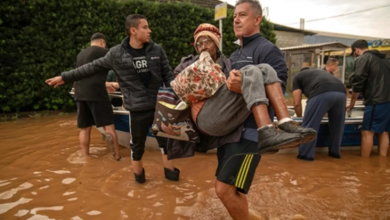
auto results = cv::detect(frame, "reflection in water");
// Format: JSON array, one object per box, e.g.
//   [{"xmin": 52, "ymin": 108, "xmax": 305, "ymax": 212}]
[{"xmin": 0, "ymin": 114, "xmax": 389, "ymax": 220}]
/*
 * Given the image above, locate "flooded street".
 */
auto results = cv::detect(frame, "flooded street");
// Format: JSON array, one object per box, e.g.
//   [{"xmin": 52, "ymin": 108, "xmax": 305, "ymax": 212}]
[{"xmin": 0, "ymin": 114, "xmax": 389, "ymax": 220}]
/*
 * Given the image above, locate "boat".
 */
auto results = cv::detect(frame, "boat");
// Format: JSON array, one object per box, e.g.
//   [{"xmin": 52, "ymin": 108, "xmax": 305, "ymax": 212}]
[{"xmin": 70, "ymin": 91, "xmax": 383, "ymax": 150}]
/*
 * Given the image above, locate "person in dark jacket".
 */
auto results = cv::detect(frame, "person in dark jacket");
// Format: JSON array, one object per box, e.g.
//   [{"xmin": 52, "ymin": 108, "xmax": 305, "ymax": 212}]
[
  {"xmin": 209, "ymin": 1, "xmax": 316, "ymax": 219},
  {"xmin": 348, "ymin": 39, "xmax": 390, "ymax": 157},
  {"xmin": 293, "ymin": 67, "xmax": 347, "ymax": 160},
  {"xmin": 71, "ymin": 33, "xmax": 121, "ymax": 161},
  {"xmin": 46, "ymin": 14, "xmax": 178, "ymax": 183}
]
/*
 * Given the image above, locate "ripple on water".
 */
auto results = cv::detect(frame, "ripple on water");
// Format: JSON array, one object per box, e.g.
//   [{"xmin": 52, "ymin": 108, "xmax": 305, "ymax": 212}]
[
  {"xmin": 0, "ymin": 182, "xmax": 11, "ymax": 187},
  {"xmin": 59, "ymin": 120, "xmax": 77, "ymax": 127},
  {"xmin": 0, "ymin": 197, "xmax": 33, "ymax": 215},
  {"xmin": 153, "ymin": 202, "xmax": 163, "ymax": 207},
  {"xmin": 39, "ymin": 185, "xmax": 49, "ymax": 190},
  {"xmin": 26, "ymin": 214, "xmax": 56, "ymax": 220},
  {"xmin": 0, "ymin": 182, "xmax": 33, "ymax": 200},
  {"xmin": 174, "ymin": 188, "xmax": 231, "ymax": 219},
  {"xmin": 100, "ymin": 164, "xmax": 168, "ymax": 200},
  {"xmin": 62, "ymin": 178, "xmax": 76, "ymax": 184},
  {"xmin": 66, "ymin": 147, "xmax": 106, "ymax": 164},
  {"xmin": 14, "ymin": 209, "xmax": 29, "ymax": 217},
  {"xmin": 87, "ymin": 210, "xmax": 102, "ymax": 215},
  {"xmin": 120, "ymin": 210, "xmax": 128, "ymax": 219},
  {"xmin": 0, "ymin": 178, "xmax": 17, "ymax": 186},
  {"xmin": 63, "ymin": 191, "xmax": 75, "ymax": 196},
  {"xmin": 47, "ymin": 170, "xmax": 71, "ymax": 174},
  {"xmin": 30, "ymin": 206, "xmax": 63, "ymax": 215}
]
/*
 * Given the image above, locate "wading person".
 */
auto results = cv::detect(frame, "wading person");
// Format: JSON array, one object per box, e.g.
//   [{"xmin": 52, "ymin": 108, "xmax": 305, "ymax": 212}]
[{"xmin": 46, "ymin": 15, "xmax": 180, "ymax": 183}]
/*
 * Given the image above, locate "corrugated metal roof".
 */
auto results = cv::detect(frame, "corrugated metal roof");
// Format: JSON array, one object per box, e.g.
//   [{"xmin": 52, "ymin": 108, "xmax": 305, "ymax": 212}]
[
  {"xmin": 280, "ymin": 42, "xmax": 350, "ymax": 51},
  {"xmin": 273, "ymin": 23, "xmax": 317, "ymax": 35},
  {"xmin": 308, "ymin": 30, "xmax": 379, "ymax": 40}
]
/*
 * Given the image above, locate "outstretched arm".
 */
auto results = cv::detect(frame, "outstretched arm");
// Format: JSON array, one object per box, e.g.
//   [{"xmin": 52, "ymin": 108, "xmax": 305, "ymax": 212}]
[
  {"xmin": 348, "ymin": 56, "xmax": 369, "ymax": 110},
  {"xmin": 46, "ymin": 51, "xmax": 114, "ymax": 87}
]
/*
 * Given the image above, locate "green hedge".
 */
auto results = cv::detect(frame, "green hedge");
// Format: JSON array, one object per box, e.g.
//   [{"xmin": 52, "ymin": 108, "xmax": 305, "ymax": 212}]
[{"xmin": 0, "ymin": 0, "xmax": 276, "ymax": 113}]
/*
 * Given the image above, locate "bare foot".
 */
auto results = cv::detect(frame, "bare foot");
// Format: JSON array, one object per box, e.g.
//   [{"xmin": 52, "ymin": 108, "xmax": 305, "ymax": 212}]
[{"xmin": 109, "ymin": 153, "xmax": 123, "ymax": 161}]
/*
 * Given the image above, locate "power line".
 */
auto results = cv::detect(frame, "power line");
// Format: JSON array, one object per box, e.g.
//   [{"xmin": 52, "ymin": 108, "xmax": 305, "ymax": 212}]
[{"xmin": 284, "ymin": 4, "xmax": 390, "ymax": 25}]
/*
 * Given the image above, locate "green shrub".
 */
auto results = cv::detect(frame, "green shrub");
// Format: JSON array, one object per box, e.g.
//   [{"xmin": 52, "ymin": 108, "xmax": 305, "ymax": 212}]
[{"xmin": 0, "ymin": 0, "xmax": 276, "ymax": 113}]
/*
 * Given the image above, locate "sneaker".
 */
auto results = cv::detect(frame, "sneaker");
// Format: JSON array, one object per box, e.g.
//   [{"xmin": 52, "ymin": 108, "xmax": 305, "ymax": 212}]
[
  {"xmin": 257, "ymin": 125, "xmax": 303, "ymax": 154},
  {"xmin": 278, "ymin": 121, "xmax": 317, "ymax": 143},
  {"xmin": 134, "ymin": 169, "xmax": 146, "ymax": 184}
]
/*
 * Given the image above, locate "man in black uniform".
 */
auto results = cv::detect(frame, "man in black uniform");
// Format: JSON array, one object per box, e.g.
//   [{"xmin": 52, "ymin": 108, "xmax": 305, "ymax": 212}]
[{"xmin": 73, "ymin": 33, "xmax": 121, "ymax": 161}]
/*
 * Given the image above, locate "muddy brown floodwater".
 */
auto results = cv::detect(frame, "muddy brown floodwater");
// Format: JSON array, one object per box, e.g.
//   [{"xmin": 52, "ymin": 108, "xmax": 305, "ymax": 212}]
[{"xmin": 0, "ymin": 114, "xmax": 389, "ymax": 220}]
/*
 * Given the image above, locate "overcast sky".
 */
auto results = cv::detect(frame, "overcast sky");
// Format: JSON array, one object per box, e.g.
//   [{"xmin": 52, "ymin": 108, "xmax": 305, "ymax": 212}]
[{"xmin": 224, "ymin": 0, "xmax": 390, "ymax": 39}]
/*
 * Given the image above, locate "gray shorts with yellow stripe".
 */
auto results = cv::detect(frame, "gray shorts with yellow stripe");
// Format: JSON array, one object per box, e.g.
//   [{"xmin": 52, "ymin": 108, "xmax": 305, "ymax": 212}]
[{"xmin": 215, "ymin": 138, "xmax": 261, "ymax": 194}]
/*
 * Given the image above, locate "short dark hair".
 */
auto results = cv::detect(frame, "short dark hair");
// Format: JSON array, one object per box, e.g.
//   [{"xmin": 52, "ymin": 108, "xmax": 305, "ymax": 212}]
[
  {"xmin": 326, "ymin": 57, "xmax": 339, "ymax": 65},
  {"xmin": 90, "ymin": 32, "xmax": 106, "ymax": 42},
  {"xmin": 300, "ymin": 67, "xmax": 311, "ymax": 71},
  {"xmin": 236, "ymin": 0, "xmax": 262, "ymax": 17},
  {"xmin": 125, "ymin": 14, "xmax": 147, "ymax": 36},
  {"xmin": 350, "ymin": 39, "xmax": 368, "ymax": 55},
  {"xmin": 351, "ymin": 39, "xmax": 368, "ymax": 50}
]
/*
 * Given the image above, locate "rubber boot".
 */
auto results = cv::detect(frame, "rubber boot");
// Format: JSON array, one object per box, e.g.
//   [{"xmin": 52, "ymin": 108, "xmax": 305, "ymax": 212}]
[
  {"xmin": 164, "ymin": 167, "xmax": 180, "ymax": 181},
  {"xmin": 134, "ymin": 168, "xmax": 145, "ymax": 184}
]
